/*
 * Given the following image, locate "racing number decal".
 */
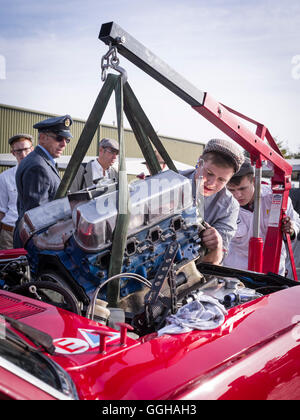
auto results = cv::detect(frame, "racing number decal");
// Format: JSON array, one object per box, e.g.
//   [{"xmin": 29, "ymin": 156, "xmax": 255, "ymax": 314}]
[
  {"xmin": 54, "ymin": 338, "xmax": 90, "ymax": 354},
  {"xmin": 53, "ymin": 329, "xmax": 120, "ymax": 354},
  {"xmin": 78, "ymin": 329, "xmax": 120, "ymax": 348}
]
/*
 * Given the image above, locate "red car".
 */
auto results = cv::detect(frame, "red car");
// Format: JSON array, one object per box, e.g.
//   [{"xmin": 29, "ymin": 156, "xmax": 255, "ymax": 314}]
[
  {"xmin": 2, "ymin": 21, "xmax": 300, "ymax": 401},
  {"xmin": 1, "ymin": 277, "xmax": 300, "ymax": 400}
]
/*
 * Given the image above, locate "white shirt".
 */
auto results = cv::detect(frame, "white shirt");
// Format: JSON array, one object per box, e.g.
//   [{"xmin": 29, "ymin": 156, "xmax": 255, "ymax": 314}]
[
  {"xmin": 223, "ymin": 184, "xmax": 300, "ymax": 275},
  {"xmin": 91, "ymin": 159, "xmax": 116, "ymax": 181},
  {"xmin": 91, "ymin": 159, "xmax": 106, "ymax": 181},
  {"xmin": 0, "ymin": 165, "xmax": 18, "ymax": 227}
]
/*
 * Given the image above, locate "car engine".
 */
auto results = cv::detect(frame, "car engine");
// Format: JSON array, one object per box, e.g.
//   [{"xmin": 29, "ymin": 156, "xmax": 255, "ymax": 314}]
[{"xmin": 1, "ymin": 169, "xmax": 293, "ymax": 336}]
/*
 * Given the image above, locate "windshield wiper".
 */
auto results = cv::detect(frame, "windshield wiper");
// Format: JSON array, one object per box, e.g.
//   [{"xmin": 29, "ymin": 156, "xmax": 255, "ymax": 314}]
[
  {"xmin": 2, "ymin": 315, "xmax": 55, "ymax": 355},
  {"xmin": 1, "ymin": 319, "xmax": 79, "ymax": 399}
]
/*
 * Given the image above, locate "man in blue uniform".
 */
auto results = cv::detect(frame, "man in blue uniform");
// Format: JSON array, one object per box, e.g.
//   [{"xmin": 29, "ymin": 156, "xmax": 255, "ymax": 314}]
[{"xmin": 14, "ymin": 115, "xmax": 73, "ymax": 248}]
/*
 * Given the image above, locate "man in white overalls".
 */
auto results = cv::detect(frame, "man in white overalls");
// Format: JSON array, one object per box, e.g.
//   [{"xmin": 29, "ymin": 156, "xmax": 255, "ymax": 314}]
[{"xmin": 224, "ymin": 159, "xmax": 300, "ymax": 277}]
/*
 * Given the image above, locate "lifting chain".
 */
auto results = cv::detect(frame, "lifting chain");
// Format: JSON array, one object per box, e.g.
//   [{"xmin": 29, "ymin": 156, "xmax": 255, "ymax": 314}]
[{"xmin": 101, "ymin": 42, "xmax": 128, "ymax": 83}]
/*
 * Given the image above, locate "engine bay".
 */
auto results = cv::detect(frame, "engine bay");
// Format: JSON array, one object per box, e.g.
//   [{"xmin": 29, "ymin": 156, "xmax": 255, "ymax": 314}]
[
  {"xmin": 1, "ymin": 170, "xmax": 298, "ymax": 338},
  {"xmin": 0, "ymin": 249, "xmax": 296, "ymax": 337}
]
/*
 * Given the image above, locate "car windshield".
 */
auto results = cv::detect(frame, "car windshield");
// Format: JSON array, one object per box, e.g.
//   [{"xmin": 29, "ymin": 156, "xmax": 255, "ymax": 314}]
[
  {"xmin": 1, "ymin": 330, "xmax": 61, "ymax": 388},
  {"xmin": 0, "ymin": 327, "xmax": 78, "ymax": 399}
]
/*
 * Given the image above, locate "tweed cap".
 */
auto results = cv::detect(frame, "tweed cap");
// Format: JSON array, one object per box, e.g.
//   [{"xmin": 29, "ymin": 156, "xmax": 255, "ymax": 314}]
[
  {"xmin": 99, "ymin": 138, "xmax": 119, "ymax": 152},
  {"xmin": 8, "ymin": 133, "xmax": 33, "ymax": 146},
  {"xmin": 202, "ymin": 138, "xmax": 245, "ymax": 173}
]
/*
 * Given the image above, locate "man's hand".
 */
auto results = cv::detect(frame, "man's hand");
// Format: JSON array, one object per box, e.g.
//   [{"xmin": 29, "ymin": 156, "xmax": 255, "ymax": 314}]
[
  {"xmin": 202, "ymin": 226, "xmax": 223, "ymax": 250},
  {"xmin": 200, "ymin": 225, "xmax": 223, "ymax": 265},
  {"xmin": 282, "ymin": 216, "xmax": 295, "ymax": 238},
  {"xmin": 136, "ymin": 172, "xmax": 146, "ymax": 180}
]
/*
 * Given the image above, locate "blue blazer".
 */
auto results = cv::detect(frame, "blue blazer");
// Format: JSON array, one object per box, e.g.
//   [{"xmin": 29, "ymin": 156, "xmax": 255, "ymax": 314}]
[{"xmin": 16, "ymin": 145, "xmax": 61, "ymax": 220}]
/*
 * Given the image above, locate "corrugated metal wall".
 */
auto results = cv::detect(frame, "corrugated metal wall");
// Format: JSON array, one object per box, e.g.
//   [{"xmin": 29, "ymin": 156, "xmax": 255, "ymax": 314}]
[
  {"xmin": 0, "ymin": 104, "xmax": 99, "ymax": 157},
  {"xmin": 159, "ymin": 135, "xmax": 205, "ymax": 167},
  {"xmin": 0, "ymin": 104, "xmax": 204, "ymax": 166}
]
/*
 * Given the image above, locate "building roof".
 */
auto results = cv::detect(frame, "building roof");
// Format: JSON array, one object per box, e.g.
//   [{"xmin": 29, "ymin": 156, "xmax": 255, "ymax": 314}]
[{"xmin": 0, "ymin": 154, "xmax": 193, "ymax": 175}]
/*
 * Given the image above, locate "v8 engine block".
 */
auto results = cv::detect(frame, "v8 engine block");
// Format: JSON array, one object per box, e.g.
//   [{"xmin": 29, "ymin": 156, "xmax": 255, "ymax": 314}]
[{"xmin": 18, "ymin": 170, "xmax": 204, "ymax": 309}]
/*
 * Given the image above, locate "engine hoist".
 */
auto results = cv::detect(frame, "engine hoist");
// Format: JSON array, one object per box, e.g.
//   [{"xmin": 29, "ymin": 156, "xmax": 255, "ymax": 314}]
[{"xmin": 95, "ymin": 21, "xmax": 297, "ymax": 281}]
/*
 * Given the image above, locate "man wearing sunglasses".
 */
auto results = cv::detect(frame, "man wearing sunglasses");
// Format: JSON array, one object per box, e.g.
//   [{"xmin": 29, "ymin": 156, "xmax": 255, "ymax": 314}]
[
  {"xmin": 0, "ymin": 134, "xmax": 33, "ymax": 249},
  {"xmin": 70, "ymin": 138, "xmax": 119, "ymax": 192},
  {"xmin": 14, "ymin": 115, "xmax": 72, "ymax": 248}
]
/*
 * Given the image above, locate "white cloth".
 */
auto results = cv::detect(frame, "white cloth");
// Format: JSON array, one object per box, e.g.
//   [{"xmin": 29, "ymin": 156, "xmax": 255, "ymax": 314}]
[
  {"xmin": 223, "ymin": 184, "xmax": 300, "ymax": 275},
  {"xmin": 158, "ymin": 294, "xmax": 227, "ymax": 336},
  {"xmin": 0, "ymin": 166, "xmax": 18, "ymax": 227}
]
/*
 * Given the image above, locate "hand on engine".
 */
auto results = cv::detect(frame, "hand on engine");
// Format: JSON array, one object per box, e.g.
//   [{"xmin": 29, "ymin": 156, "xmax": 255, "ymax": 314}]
[
  {"xmin": 202, "ymin": 226, "xmax": 222, "ymax": 250},
  {"xmin": 200, "ymin": 225, "xmax": 223, "ymax": 265}
]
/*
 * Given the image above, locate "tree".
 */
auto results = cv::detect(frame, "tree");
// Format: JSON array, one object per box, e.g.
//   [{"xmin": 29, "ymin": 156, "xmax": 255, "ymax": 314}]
[
  {"xmin": 289, "ymin": 146, "xmax": 300, "ymax": 159},
  {"xmin": 274, "ymin": 139, "xmax": 291, "ymax": 158}
]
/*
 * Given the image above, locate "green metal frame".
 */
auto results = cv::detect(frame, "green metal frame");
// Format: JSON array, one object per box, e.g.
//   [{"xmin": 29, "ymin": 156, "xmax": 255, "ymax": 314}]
[{"xmin": 56, "ymin": 73, "xmax": 177, "ymax": 306}]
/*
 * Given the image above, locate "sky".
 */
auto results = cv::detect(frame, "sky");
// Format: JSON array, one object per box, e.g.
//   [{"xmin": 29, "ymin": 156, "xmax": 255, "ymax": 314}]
[{"xmin": 0, "ymin": 0, "xmax": 300, "ymax": 154}]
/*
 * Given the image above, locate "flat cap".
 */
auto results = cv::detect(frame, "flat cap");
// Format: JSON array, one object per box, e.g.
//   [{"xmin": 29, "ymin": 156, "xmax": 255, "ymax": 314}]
[
  {"xmin": 230, "ymin": 157, "xmax": 254, "ymax": 179},
  {"xmin": 99, "ymin": 138, "xmax": 119, "ymax": 151},
  {"xmin": 8, "ymin": 133, "xmax": 33, "ymax": 146},
  {"xmin": 203, "ymin": 138, "xmax": 245, "ymax": 173},
  {"xmin": 33, "ymin": 114, "xmax": 73, "ymax": 139}
]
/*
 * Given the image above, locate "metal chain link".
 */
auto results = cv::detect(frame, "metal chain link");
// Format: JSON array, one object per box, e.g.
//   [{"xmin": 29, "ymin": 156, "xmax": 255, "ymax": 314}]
[{"xmin": 101, "ymin": 43, "xmax": 127, "ymax": 83}]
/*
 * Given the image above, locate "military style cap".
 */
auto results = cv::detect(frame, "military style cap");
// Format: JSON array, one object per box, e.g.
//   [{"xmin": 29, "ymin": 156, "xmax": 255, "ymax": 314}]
[
  {"xmin": 33, "ymin": 115, "xmax": 73, "ymax": 139},
  {"xmin": 99, "ymin": 138, "xmax": 119, "ymax": 151},
  {"xmin": 230, "ymin": 157, "xmax": 254, "ymax": 179},
  {"xmin": 8, "ymin": 133, "xmax": 33, "ymax": 146},
  {"xmin": 202, "ymin": 138, "xmax": 245, "ymax": 173}
]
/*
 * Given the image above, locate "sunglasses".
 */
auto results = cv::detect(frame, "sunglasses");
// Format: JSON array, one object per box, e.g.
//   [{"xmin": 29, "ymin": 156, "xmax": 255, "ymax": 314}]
[{"xmin": 47, "ymin": 133, "xmax": 71, "ymax": 144}]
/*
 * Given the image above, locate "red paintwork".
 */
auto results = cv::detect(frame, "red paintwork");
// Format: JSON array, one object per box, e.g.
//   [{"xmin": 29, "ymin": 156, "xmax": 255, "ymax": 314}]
[
  {"xmin": 1, "ymin": 287, "xmax": 300, "ymax": 400},
  {"xmin": 0, "ymin": 367, "xmax": 57, "ymax": 400},
  {"xmin": 0, "ymin": 249, "xmax": 27, "ymax": 259}
]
